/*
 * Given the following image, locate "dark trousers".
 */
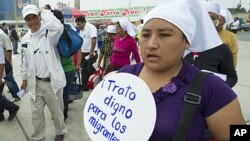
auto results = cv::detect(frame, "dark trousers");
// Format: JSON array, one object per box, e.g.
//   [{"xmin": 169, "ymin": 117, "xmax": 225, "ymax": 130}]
[
  {"xmin": 0, "ymin": 83, "xmax": 17, "ymax": 118},
  {"xmin": 63, "ymin": 71, "xmax": 74, "ymax": 120},
  {"xmin": 81, "ymin": 52, "xmax": 98, "ymax": 88}
]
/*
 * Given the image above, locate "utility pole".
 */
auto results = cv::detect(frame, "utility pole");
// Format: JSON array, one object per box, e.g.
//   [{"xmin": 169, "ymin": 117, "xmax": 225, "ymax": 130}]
[{"xmin": 13, "ymin": 0, "xmax": 18, "ymax": 28}]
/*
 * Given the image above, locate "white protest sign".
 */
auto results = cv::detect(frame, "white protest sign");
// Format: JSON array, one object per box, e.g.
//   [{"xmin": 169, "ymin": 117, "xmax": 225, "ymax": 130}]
[{"xmin": 84, "ymin": 73, "xmax": 156, "ymax": 141}]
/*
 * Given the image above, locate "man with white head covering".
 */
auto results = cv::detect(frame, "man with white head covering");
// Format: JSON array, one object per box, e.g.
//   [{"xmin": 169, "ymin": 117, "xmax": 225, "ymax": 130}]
[
  {"xmin": 118, "ymin": 0, "xmax": 245, "ymax": 140},
  {"xmin": 20, "ymin": 4, "xmax": 66, "ymax": 141},
  {"xmin": 185, "ymin": 1, "xmax": 238, "ymax": 87},
  {"xmin": 218, "ymin": 9, "xmax": 239, "ymax": 67}
]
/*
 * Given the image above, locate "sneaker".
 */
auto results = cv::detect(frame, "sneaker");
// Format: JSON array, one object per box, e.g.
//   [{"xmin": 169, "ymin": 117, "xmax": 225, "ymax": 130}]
[
  {"xmin": 8, "ymin": 105, "xmax": 20, "ymax": 121},
  {"xmin": 54, "ymin": 135, "xmax": 64, "ymax": 141},
  {"xmin": 10, "ymin": 98, "xmax": 21, "ymax": 102}
]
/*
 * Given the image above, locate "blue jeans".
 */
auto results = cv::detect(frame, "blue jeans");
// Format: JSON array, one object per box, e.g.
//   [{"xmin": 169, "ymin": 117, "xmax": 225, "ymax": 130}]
[
  {"xmin": 11, "ymin": 40, "xmax": 18, "ymax": 53},
  {"xmin": 4, "ymin": 71, "xmax": 20, "ymax": 98}
]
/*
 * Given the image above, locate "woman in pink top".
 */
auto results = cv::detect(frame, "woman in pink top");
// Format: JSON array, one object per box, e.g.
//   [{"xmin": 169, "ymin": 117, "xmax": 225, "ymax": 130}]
[{"xmin": 106, "ymin": 19, "xmax": 141, "ymax": 73}]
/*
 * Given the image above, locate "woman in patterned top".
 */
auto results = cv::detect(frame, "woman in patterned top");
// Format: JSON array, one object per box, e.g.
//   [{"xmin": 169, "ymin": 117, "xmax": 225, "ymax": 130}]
[{"xmin": 97, "ymin": 25, "xmax": 116, "ymax": 74}]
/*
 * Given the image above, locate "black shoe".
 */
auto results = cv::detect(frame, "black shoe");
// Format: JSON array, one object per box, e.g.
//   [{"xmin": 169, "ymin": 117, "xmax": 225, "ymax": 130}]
[
  {"xmin": 54, "ymin": 135, "xmax": 64, "ymax": 141},
  {"xmin": 68, "ymin": 100, "xmax": 73, "ymax": 104},
  {"xmin": 8, "ymin": 105, "xmax": 20, "ymax": 121},
  {"xmin": 13, "ymin": 52, "xmax": 19, "ymax": 54},
  {"xmin": 83, "ymin": 87, "xmax": 89, "ymax": 91}
]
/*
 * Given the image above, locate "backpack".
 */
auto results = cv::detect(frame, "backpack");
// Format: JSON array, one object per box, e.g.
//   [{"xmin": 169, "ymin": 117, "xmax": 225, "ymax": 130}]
[{"xmin": 57, "ymin": 24, "xmax": 83, "ymax": 58}]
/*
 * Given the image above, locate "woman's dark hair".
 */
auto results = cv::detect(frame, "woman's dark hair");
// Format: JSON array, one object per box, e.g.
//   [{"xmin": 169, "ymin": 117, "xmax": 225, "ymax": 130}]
[
  {"xmin": 44, "ymin": 4, "xmax": 51, "ymax": 10},
  {"xmin": 75, "ymin": 16, "xmax": 86, "ymax": 23},
  {"xmin": 182, "ymin": 33, "xmax": 189, "ymax": 44},
  {"xmin": 53, "ymin": 9, "xmax": 64, "ymax": 24}
]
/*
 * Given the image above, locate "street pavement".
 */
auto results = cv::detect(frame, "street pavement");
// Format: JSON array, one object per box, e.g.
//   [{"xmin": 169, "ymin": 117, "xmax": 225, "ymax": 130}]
[{"xmin": 0, "ymin": 32, "xmax": 250, "ymax": 141}]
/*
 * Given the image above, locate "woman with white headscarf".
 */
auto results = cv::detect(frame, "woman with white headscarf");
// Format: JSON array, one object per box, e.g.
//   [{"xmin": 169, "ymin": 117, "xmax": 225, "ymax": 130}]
[
  {"xmin": 218, "ymin": 9, "xmax": 239, "ymax": 67},
  {"xmin": 118, "ymin": 0, "xmax": 245, "ymax": 140},
  {"xmin": 184, "ymin": 1, "xmax": 238, "ymax": 87},
  {"xmin": 97, "ymin": 25, "xmax": 116, "ymax": 74},
  {"xmin": 106, "ymin": 19, "xmax": 141, "ymax": 73}
]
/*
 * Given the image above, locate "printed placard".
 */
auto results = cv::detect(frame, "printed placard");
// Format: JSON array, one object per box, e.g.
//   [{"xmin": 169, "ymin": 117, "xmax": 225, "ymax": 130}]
[{"xmin": 84, "ymin": 73, "xmax": 156, "ymax": 141}]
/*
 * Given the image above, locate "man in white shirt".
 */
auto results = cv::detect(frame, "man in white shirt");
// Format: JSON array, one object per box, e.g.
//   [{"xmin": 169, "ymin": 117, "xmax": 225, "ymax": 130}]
[
  {"xmin": 229, "ymin": 17, "xmax": 240, "ymax": 34},
  {"xmin": 75, "ymin": 16, "xmax": 98, "ymax": 91},
  {"xmin": 20, "ymin": 5, "xmax": 66, "ymax": 141}
]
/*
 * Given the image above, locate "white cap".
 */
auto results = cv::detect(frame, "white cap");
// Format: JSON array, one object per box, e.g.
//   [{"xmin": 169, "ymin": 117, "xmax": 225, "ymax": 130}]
[
  {"xmin": 143, "ymin": 0, "xmax": 222, "ymax": 52},
  {"xmin": 202, "ymin": 1, "xmax": 220, "ymax": 15},
  {"xmin": 106, "ymin": 25, "xmax": 116, "ymax": 34},
  {"xmin": 22, "ymin": 5, "xmax": 39, "ymax": 19}
]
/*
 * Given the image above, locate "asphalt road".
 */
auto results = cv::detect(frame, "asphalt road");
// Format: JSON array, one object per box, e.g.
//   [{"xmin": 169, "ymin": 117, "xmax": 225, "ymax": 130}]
[{"xmin": 237, "ymin": 31, "xmax": 250, "ymax": 41}]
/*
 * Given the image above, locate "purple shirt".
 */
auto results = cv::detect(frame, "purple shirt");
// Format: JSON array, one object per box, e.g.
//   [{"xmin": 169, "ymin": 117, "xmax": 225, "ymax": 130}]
[
  {"xmin": 119, "ymin": 61, "xmax": 237, "ymax": 141},
  {"xmin": 111, "ymin": 35, "xmax": 141, "ymax": 68}
]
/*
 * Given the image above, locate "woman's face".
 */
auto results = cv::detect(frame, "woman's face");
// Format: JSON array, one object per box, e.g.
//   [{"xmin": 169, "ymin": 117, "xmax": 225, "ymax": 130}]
[
  {"xmin": 216, "ymin": 15, "xmax": 226, "ymax": 31},
  {"xmin": 115, "ymin": 23, "xmax": 125, "ymax": 37},
  {"xmin": 140, "ymin": 18, "xmax": 189, "ymax": 72},
  {"xmin": 208, "ymin": 12, "xmax": 219, "ymax": 27}
]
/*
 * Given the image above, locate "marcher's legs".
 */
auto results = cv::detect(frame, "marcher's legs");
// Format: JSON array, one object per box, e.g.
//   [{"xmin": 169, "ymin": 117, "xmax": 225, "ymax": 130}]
[
  {"xmin": 81, "ymin": 52, "xmax": 98, "ymax": 90},
  {"xmin": 0, "ymin": 83, "xmax": 19, "ymax": 121},
  {"xmin": 42, "ymin": 81, "xmax": 66, "ymax": 135},
  {"xmin": 63, "ymin": 71, "xmax": 74, "ymax": 120},
  {"xmin": 0, "ymin": 83, "xmax": 5, "ymax": 121},
  {"xmin": 30, "ymin": 81, "xmax": 46, "ymax": 141},
  {"xmin": 4, "ymin": 71, "xmax": 20, "ymax": 99},
  {"xmin": 12, "ymin": 40, "xmax": 18, "ymax": 54}
]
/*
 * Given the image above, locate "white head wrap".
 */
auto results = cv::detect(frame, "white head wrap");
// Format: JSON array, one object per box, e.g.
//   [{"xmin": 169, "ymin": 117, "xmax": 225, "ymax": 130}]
[
  {"xmin": 118, "ymin": 19, "xmax": 139, "ymax": 37},
  {"xmin": 202, "ymin": 1, "xmax": 220, "ymax": 15},
  {"xmin": 143, "ymin": 0, "xmax": 222, "ymax": 52},
  {"xmin": 106, "ymin": 25, "xmax": 116, "ymax": 34},
  {"xmin": 220, "ymin": 9, "xmax": 234, "ymax": 25}
]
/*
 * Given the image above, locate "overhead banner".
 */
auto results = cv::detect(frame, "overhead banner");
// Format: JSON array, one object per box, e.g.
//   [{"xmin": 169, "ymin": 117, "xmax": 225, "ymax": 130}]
[
  {"xmin": 84, "ymin": 73, "xmax": 156, "ymax": 141},
  {"xmin": 82, "ymin": 6, "xmax": 153, "ymax": 19}
]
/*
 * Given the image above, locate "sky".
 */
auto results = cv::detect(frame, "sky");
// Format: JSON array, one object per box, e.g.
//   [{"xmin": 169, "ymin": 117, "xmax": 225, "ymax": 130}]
[{"xmin": 39, "ymin": 0, "xmax": 250, "ymax": 10}]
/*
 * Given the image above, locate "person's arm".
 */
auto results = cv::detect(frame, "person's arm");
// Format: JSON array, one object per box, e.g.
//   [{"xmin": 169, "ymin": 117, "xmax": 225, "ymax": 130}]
[
  {"xmin": 75, "ymin": 49, "xmax": 82, "ymax": 71},
  {"xmin": 0, "ymin": 45, "xmax": 5, "ymax": 85},
  {"xmin": 97, "ymin": 52, "xmax": 104, "ymax": 67},
  {"xmin": 89, "ymin": 37, "xmax": 97, "ymax": 58},
  {"xmin": 0, "ymin": 64, "xmax": 4, "ymax": 85},
  {"xmin": 206, "ymin": 98, "xmax": 245, "ymax": 140},
  {"xmin": 229, "ymin": 34, "xmax": 238, "ymax": 68},
  {"xmin": 89, "ymin": 25, "xmax": 97, "ymax": 58},
  {"xmin": 3, "ymin": 33, "xmax": 12, "ymax": 62},
  {"xmin": 20, "ymin": 40, "xmax": 29, "ymax": 88},
  {"xmin": 40, "ymin": 9, "xmax": 64, "ymax": 46},
  {"xmin": 130, "ymin": 38, "xmax": 141, "ymax": 63},
  {"xmin": 219, "ymin": 44, "xmax": 238, "ymax": 87}
]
